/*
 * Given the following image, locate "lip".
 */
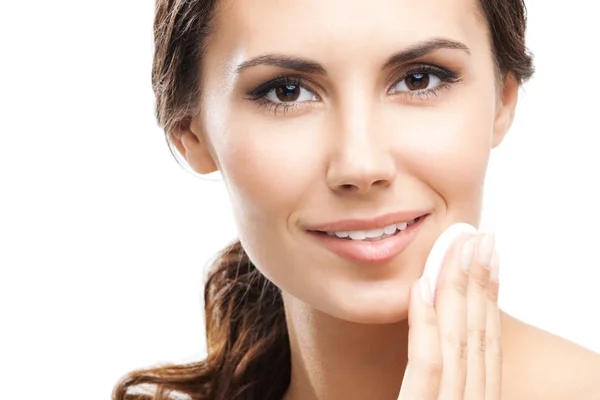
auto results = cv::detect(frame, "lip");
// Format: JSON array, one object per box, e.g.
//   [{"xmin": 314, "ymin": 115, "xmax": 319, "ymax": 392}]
[
  {"xmin": 307, "ymin": 213, "xmax": 431, "ymax": 264},
  {"xmin": 305, "ymin": 209, "xmax": 431, "ymax": 232}
]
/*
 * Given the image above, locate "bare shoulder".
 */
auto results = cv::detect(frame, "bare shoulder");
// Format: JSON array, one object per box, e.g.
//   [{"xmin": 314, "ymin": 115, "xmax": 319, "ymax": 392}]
[{"xmin": 501, "ymin": 312, "xmax": 600, "ymax": 400}]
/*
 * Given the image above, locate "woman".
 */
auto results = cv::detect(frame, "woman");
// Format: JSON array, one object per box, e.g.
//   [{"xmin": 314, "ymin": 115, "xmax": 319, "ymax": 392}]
[{"xmin": 114, "ymin": 0, "xmax": 600, "ymax": 399}]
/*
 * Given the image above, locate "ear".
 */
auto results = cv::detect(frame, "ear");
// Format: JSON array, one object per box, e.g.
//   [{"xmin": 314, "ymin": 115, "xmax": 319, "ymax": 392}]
[
  {"xmin": 170, "ymin": 116, "xmax": 218, "ymax": 174},
  {"xmin": 492, "ymin": 73, "xmax": 519, "ymax": 148}
]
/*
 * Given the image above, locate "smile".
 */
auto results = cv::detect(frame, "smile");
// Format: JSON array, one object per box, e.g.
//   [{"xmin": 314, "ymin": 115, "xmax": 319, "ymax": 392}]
[
  {"xmin": 306, "ymin": 212, "xmax": 431, "ymax": 264},
  {"xmin": 323, "ymin": 216, "xmax": 422, "ymax": 241}
]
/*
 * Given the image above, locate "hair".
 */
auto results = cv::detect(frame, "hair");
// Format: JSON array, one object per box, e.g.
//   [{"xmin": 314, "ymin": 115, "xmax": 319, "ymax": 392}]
[{"xmin": 113, "ymin": 1, "xmax": 534, "ymax": 399}]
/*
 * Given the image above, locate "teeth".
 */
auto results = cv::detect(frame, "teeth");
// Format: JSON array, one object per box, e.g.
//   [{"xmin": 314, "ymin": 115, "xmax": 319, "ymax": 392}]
[
  {"xmin": 383, "ymin": 224, "xmax": 397, "ymax": 235},
  {"xmin": 348, "ymin": 231, "xmax": 367, "ymax": 240},
  {"xmin": 326, "ymin": 217, "xmax": 421, "ymax": 241},
  {"xmin": 365, "ymin": 228, "xmax": 385, "ymax": 238}
]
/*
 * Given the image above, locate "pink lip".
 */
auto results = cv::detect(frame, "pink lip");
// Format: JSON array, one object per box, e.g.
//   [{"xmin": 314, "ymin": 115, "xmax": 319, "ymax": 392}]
[
  {"xmin": 307, "ymin": 214, "xmax": 430, "ymax": 264},
  {"xmin": 305, "ymin": 209, "xmax": 431, "ymax": 232}
]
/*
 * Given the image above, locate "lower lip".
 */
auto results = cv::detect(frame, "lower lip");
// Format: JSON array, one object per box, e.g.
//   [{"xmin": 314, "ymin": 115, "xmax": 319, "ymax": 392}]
[{"xmin": 307, "ymin": 214, "xmax": 430, "ymax": 264}]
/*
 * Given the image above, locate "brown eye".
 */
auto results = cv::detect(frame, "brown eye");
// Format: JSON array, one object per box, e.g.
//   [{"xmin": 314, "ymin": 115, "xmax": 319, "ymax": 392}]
[
  {"xmin": 266, "ymin": 83, "xmax": 317, "ymax": 103},
  {"xmin": 275, "ymin": 85, "xmax": 301, "ymax": 102},
  {"xmin": 389, "ymin": 72, "xmax": 441, "ymax": 94},
  {"xmin": 405, "ymin": 73, "xmax": 430, "ymax": 91}
]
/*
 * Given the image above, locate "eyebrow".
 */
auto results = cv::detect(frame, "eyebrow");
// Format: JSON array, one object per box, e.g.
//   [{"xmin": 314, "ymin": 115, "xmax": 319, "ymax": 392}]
[
  {"xmin": 235, "ymin": 37, "xmax": 471, "ymax": 75},
  {"xmin": 382, "ymin": 38, "xmax": 471, "ymax": 69},
  {"xmin": 236, "ymin": 54, "xmax": 327, "ymax": 75}
]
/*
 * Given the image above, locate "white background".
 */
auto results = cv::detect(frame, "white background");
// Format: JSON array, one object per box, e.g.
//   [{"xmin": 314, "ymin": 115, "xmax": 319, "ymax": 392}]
[{"xmin": 1, "ymin": 1, "xmax": 599, "ymax": 398}]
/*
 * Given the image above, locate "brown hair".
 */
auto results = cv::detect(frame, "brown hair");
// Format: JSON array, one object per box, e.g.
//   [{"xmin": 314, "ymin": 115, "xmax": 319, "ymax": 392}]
[{"xmin": 113, "ymin": 1, "xmax": 534, "ymax": 399}]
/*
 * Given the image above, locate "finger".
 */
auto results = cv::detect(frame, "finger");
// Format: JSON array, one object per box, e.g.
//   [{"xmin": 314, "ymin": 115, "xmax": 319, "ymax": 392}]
[
  {"xmin": 485, "ymin": 249, "xmax": 502, "ymax": 400},
  {"xmin": 398, "ymin": 277, "xmax": 442, "ymax": 400},
  {"xmin": 435, "ymin": 235, "xmax": 475, "ymax": 400},
  {"xmin": 464, "ymin": 233, "xmax": 495, "ymax": 400}
]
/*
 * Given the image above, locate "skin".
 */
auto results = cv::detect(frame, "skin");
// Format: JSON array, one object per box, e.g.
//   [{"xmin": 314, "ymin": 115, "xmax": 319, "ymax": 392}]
[{"xmin": 173, "ymin": 0, "xmax": 600, "ymax": 398}]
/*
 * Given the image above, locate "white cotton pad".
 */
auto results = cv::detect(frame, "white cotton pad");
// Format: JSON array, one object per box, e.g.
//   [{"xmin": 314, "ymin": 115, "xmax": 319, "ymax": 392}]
[{"xmin": 422, "ymin": 222, "xmax": 477, "ymax": 304}]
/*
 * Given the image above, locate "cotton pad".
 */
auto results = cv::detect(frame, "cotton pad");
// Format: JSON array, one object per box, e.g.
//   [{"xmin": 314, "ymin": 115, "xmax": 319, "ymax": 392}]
[{"xmin": 422, "ymin": 222, "xmax": 477, "ymax": 304}]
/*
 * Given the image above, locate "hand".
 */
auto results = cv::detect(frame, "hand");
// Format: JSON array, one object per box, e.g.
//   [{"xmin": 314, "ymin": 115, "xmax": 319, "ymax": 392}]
[{"xmin": 398, "ymin": 233, "xmax": 500, "ymax": 399}]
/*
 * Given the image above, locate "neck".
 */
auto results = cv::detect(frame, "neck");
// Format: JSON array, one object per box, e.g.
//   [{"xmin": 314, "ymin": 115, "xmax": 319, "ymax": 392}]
[
  {"xmin": 281, "ymin": 293, "xmax": 410, "ymax": 400},
  {"xmin": 281, "ymin": 295, "xmax": 523, "ymax": 400}
]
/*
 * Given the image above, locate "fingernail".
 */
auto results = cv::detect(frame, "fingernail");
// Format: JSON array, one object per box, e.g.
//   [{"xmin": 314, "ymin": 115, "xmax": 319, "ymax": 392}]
[
  {"xmin": 490, "ymin": 249, "xmax": 500, "ymax": 282},
  {"xmin": 461, "ymin": 238, "xmax": 476, "ymax": 273},
  {"xmin": 419, "ymin": 276, "xmax": 432, "ymax": 305},
  {"xmin": 477, "ymin": 233, "xmax": 495, "ymax": 268}
]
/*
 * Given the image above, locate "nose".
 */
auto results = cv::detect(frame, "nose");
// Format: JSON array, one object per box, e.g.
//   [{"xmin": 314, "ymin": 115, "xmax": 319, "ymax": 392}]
[{"xmin": 326, "ymin": 106, "xmax": 396, "ymax": 195}]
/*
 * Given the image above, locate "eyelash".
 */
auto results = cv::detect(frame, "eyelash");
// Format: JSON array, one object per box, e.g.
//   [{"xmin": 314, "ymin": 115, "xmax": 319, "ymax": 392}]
[{"xmin": 245, "ymin": 65, "xmax": 462, "ymax": 115}]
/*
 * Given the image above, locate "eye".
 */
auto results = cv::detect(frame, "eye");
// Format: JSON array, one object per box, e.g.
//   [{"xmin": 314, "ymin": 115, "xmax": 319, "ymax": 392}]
[
  {"xmin": 390, "ymin": 72, "xmax": 442, "ymax": 94},
  {"xmin": 245, "ymin": 76, "xmax": 322, "ymax": 116},
  {"xmin": 265, "ymin": 84, "xmax": 318, "ymax": 103}
]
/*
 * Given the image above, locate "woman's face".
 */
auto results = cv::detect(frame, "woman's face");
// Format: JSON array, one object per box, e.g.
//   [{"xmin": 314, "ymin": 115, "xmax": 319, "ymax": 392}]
[{"xmin": 182, "ymin": 0, "xmax": 517, "ymax": 323}]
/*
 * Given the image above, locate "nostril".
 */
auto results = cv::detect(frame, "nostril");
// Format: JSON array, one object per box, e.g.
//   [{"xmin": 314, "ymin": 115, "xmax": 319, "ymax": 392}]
[
  {"xmin": 373, "ymin": 179, "xmax": 390, "ymax": 187},
  {"xmin": 337, "ymin": 180, "xmax": 390, "ymax": 192}
]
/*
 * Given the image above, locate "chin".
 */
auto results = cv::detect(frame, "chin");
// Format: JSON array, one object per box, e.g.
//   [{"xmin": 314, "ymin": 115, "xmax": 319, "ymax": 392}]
[{"xmin": 317, "ymin": 282, "xmax": 413, "ymax": 324}]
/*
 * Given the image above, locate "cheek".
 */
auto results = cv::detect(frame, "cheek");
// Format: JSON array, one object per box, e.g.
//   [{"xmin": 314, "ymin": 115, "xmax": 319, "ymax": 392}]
[
  {"xmin": 212, "ymin": 113, "xmax": 325, "ymax": 262},
  {"xmin": 213, "ymin": 118, "xmax": 333, "ymax": 287},
  {"xmin": 219, "ymin": 117, "xmax": 323, "ymax": 211},
  {"xmin": 398, "ymin": 101, "xmax": 494, "ymax": 208}
]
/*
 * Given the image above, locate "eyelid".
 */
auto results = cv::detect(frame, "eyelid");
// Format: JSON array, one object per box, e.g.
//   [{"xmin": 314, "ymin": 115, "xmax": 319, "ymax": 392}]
[
  {"xmin": 246, "ymin": 74, "xmax": 322, "ymax": 101},
  {"xmin": 385, "ymin": 63, "xmax": 460, "ymax": 92},
  {"xmin": 244, "ymin": 64, "xmax": 462, "ymax": 115}
]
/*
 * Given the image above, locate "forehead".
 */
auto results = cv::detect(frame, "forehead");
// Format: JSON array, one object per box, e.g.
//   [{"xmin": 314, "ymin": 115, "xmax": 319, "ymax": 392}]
[{"xmin": 209, "ymin": 0, "xmax": 487, "ymax": 67}]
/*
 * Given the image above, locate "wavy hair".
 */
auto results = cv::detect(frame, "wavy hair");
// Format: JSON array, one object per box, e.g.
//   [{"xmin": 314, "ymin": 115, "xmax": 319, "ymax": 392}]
[{"xmin": 113, "ymin": 1, "xmax": 534, "ymax": 399}]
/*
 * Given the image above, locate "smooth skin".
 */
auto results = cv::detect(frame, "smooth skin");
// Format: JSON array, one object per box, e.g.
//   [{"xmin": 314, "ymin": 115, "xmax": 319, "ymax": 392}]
[
  {"xmin": 400, "ymin": 232, "xmax": 600, "ymax": 400},
  {"xmin": 172, "ymin": 0, "xmax": 600, "ymax": 398},
  {"xmin": 400, "ymin": 233, "xmax": 500, "ymax": 399}
]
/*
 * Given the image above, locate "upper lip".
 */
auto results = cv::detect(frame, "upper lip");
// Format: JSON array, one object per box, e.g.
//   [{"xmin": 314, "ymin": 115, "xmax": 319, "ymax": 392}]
[{"xmin": 306, "ymin": 210, "xmax": 431, "ymax": 232}]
